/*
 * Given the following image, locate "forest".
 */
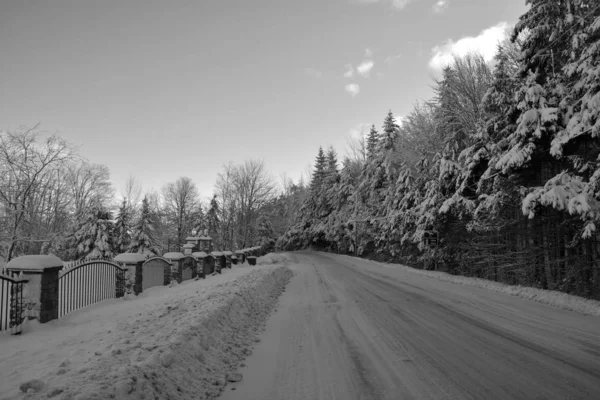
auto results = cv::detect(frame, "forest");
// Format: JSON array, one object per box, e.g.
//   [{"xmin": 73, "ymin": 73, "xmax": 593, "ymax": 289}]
[
  {"xmin": 0, "ymin": 126, "xmax": 281, "ymax": 265},
  {"xmin": 276, "ymin": 1, "xmax": 600, "ymax": 300}
]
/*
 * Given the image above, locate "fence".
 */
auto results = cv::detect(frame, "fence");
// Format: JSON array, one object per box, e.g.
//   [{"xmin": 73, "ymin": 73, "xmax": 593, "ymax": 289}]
[
  {"xmin": 0, "ymin": 272, "xmax": 27, "ymax": 334},
  {"xmin": 2, "ymin": 245, "xmax": 270, "ymax": 334},
  {"xmin": 59, "ymin": 259, "xmax": 126, "ymax": 318}
]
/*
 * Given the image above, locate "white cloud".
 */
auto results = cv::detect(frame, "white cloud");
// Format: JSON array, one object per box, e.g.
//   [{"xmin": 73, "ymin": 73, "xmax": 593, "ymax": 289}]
[
  {"xmin": 356, "ymin": 60, "xmax": 374, "ymax": 78},
  {"xmin": 364, "ymin": 48, "xmax": 373, "ymax": 58},
  {"xmin": 343, "ymin": 64, "xmax": 354, "ymax": 78},
  {"xmin": 433, "ymin": 0, "xmax": 449, "ymax": 13},
  {"xmin": 356, "ymin": 0, "xmax": 414, "ymax": 9},
  {"xmin": 429, "ymin": 21, "xmax": 510, "ymax": 71},
  {"xmin": 344, "ymin": 83, "xmax": 360, "ymax": 97},
  {"xmin": 304, "ymin": 68, "xmax": 323, "ymax": 78},
  {"xmin": 385, "ymin": 53, "xmax": 402, "ymax": 63},
  {"xmin": 392, "ymin": 0, "xmax": 413, "ymax": 8}
]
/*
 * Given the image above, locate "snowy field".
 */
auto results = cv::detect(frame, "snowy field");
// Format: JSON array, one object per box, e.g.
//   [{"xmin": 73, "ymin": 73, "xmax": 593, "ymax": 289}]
[
  {"xmin": 0, "ymin": 256, "xmax": 293, "ymax": 400},
  {"xmin": 335, "ymin": 253, "xmax": 600, "ymax": 316}
]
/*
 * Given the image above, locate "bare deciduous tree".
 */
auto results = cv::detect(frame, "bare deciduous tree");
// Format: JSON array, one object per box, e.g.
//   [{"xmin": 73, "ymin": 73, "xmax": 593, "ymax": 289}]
[
  {"xmin": 122, "ymin": 175, "xmax": 143, "ymax": 215},
  {"xmin": 214, "ymin": 160, "xmax": 276, "ymax": 248},
  {"xmin": 67, "ymin": 160, "xmax": 115, "ymax": 218},
  {"xmin": 0, "ymin": 126, "xmax": 75, "ymax": 261},
  {"xmin": 232, "ymin": 160, "xmax": 276, "ymax": 247},
  {"xmin": 162, "ymin": 177, "xmax": 201, "ymax": 244}
]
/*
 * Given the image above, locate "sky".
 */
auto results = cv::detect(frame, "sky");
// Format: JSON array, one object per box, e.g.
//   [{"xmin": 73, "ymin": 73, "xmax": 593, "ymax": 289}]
[{"xmin": 0, "ymin": 0, "xmax": 529, "ymax": 200}]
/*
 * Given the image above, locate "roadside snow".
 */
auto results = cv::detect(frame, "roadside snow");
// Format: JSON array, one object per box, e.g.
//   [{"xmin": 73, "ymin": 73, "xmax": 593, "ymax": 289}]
[
  {"xmin": 337, "ymin": 254, "xmax": 600, "ymax": 316},
  {"xmin": 257, "ymin": 253, "xmax": 292, "ymax": 266},
  {"xmin": 0, "ymin": 264, "xmax": 293, "ymax": 400}
]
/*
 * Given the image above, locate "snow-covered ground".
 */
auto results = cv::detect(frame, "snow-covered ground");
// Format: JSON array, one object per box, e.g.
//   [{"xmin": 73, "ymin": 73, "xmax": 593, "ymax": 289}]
[
  {"xmin": 0, "ymin": 258, "xmax": 293, "ymax": 400},
  {"xmin": 336, "ymin": 253, "xmax": 600, "ymax": 316},
  {"xmin": 257, "ymin": 252, "xmax": 293, "ymax": 265}
]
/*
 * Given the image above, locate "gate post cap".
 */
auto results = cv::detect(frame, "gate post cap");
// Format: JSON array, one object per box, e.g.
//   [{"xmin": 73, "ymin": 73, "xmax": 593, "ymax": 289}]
[
  {"xmin": 6, "ymin": 255, "xmax": 63, "ymax": 272},
  {"xmin": 163, "ymin": 252, "xmax": 185, "ymax": 261},
  {"xmin": 114, "ymin": 253, "xmax": 146, "ymax": 264}
]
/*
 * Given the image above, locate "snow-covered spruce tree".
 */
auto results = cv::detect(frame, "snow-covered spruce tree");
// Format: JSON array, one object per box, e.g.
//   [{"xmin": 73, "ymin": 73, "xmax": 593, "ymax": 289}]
[
  {"xmin": 256, "ymin": 214, "xmax": 275, "ymax": 251},
  {"xmin": 74, "ymin": 205, "xmax": 115, "ymax": 260},
  {"xmin": 128, "ymin": 196, "xmax": 160, "ymax": 257},
  {"xmin": 207, "ymin": 194, "xmax": 220, "ymax": 246},
  {"xmin": 525, "ymin": 2, "xmax": 600, "ymax": 237},
  {"xmin": 366, "ymin": 125, "xmax": 379, "ymax": 160},
  {"xmin": 114, "ymin": 198, "xmax": 131, "ymax": 254}
]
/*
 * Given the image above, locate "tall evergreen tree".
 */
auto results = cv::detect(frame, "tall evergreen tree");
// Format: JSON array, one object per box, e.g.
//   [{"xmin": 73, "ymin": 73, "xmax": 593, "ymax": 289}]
[
  {"xmin": 366, "ymin": 125, "xmax": 379, "ymax": 159},
  {"xmin": 74, "ymin": 205, "xmax": 114, "ymax": 260},
  {"xmin": 380, "ymin": 110, "xmax": 400, "ymax": 151},
  {"xmin": 114, "ymin": 198, "xmax": 131, "ymax": 254},
  {"xmin": 128, "ymin": 196, "xmax": 159, "ymax": 256},
  {"xmin": 256, "ymin": 214, "xmax": 275, "ymax": 249},
  {"xmin": 311, "ymin": 146, "xmax": 327, "ymax": 190},
  {"xmin": 325, "ymin": 147, "xmax": 339, "ymax": 179},
  {"xmin": 207, "ymin": 194, "xmax": 220, "ymax": 242}
]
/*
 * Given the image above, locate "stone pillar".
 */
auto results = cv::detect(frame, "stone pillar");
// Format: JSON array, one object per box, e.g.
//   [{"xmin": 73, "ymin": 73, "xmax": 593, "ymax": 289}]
[
  {"xmin": 211, "ymin": 252, "xmax": 224, "ymax": 274},
  {"xmin": 192, "ymin": 252, "xmax": 207, "ymax": 279},
  {"xmin": 223, "ymin": 251, "xmax": 232, "ymax": 268},
  {"xmin": 182, "ymin": 244, "xmax": 194, "ymax": 256},
  {"xmin": 163, "ymin": 262, "xmax": 172, "ymax": 286},
  {"xmin": 163, "ymin": 252, "xmax": 184, "ymax": 283},
  {"xmin": 6, "ymin": 255, "xmax": 64, "ymax": 324},
  {"xmin": 114, "ymin": 253, "xmax": 146, "ymax": 295}
]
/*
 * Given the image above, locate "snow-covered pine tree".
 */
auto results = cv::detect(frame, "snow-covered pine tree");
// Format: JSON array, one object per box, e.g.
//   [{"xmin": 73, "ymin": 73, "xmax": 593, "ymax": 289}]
[
  {"xmin": 114, "ymin": 198, "xmax": 131, "ymax": 254},
  {"xmin": 74, "ymin": 205, "xmax": 115, "ymax": 260},
  {"xmin": 207, "ymin": 194, "xmax": 220, "ymax": 245},
  {"xmin": 366, "ymin": 125, "xmax": 379, "ymax": 160},
  {"xmin": 380, "ymin": 110, "xmax": 400, "ymax": 152},
  {"xmin": 311, "ymin": 146, "xmax": 327, "ymax": 191},
  {"xmin": 128, "ymin": 196, "xmax": 160, "ymax": 257},
  {"xmin": 256, "ymin": 214, "xmax": 275, "ymax": 251}
]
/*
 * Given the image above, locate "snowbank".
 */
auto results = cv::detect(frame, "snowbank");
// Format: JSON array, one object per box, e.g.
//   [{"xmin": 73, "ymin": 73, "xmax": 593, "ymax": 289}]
[
  {"xmin": 257, "ymin": 252, "xmax": 292, "ymax": 266},
  {"xmin": 0, "ymin": 265, "xmax": 293, "ymax": 400},
  {"xmin": 355, "ymin": 256, "xmax": 600, "ymax": 316}
]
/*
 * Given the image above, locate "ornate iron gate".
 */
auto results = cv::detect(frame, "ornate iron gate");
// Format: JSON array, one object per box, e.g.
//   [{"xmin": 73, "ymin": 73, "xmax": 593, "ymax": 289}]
[{"xmin": 58, "ymin": 259, "xmax": 126, "ymax": 318}]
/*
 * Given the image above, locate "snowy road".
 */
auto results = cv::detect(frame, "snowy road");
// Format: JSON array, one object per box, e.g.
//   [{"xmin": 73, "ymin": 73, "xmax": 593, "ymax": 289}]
[{"xmin": 220, "ymin": 251, "xmax": 600, "ymax": 400}]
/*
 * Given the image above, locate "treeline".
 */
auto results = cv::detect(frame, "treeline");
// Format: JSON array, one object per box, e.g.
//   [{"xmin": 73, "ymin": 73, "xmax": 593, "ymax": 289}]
[
  {"xmin": 0, "ymin": 127, "xmax": 283, "ymax": 263},
  {"xmin": 277, "ymin": 1, "xmax": 600, "ymax": 300}
]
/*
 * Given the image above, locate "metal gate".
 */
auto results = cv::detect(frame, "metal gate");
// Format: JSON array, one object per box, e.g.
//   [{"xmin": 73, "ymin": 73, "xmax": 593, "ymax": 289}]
[
  {"xmin": 142, "ymin": 257, "xmax": 169, "ymax": 291},
  {"xmin": 59, "ymin": 259, "xmax": 125, "ymax": 318},
  {"xmin": 181, "ymin": 256, "xmax": 196, "ymax": 281},
  {"xmin": 0, "ymin": 272, "xmax": 27, "ymax": 334}
]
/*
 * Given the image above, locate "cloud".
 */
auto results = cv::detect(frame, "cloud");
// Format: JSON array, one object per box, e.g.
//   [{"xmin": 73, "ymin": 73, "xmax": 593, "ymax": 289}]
[
  {"xmin": 356, "ymin": 60, "xmax": 374, "ymax": 78},
  {"xmin": 433, "ymin": 0, "xmax": 449, "ymax": 13},
  {"xmin": 364, "ymin": 48, "xmax": 373, "ymax": 58},
  {"xmin": 385, "ymin": 53, "xmax": 402, "ymax": 63},
  {"xmin": 344, "ymin": 83, "xmax": 360, "ymax": 97},
  {"xmin": 429, "ymin": 21, "xmax": 510, "ymax": 71},
  {"xmin": 356, "ymin": 0, "xmax": 415, "ymax": 9},
  {"xmin": 343, "ymin": 64, "xmax": 354, "ymax": 78},
  {"xmin": 304, "ymin": 68, "xmax": 323, "ymax": 78}
]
